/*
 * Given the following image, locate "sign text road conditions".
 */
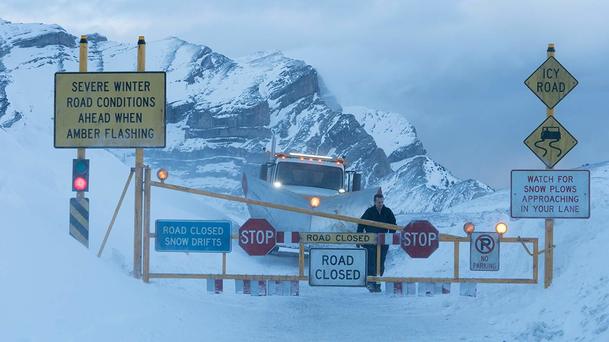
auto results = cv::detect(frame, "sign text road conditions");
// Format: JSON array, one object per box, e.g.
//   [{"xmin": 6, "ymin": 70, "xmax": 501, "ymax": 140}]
[
  {"xmin": 511, "ymin": 170, "xmax": 590, "ymax": 218},
  {"xmin": 470, "ymin": 232, "xmax": 500, "ymax": 271},
  {"xmin": 309, "ymin": 248, "xmax": 367, "ymax": 287},
  {"xmin": 155, "ymin": 220, "xmax": 232, "ymax": 253},
  {"xmin": 55, "ymin": 72, "xmax": 166, "ymax": 148}
]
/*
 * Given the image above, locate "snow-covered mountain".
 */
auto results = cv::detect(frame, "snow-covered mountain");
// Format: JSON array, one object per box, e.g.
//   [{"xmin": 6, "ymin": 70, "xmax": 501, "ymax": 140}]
[
  {"xmin": 345, "ymin": 106, "xmax": 492, "ymax": 212},
  {"xmin": 0, "ymin": 19, "xmax": 491, "ymax": 213}
]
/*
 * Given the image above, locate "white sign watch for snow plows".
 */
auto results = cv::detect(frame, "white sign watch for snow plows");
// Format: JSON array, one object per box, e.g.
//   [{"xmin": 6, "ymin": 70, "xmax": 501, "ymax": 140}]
[
  {"xmin": 511, "ymin": 170, "xmax": 590, "ymax": 218},
  {"xmin": 470, "ymin": 232, "xmax": 500, "ymax": 271},
  {"xmin": 309, "ymin": 248, "xmax": 367, "ymax": 287}
]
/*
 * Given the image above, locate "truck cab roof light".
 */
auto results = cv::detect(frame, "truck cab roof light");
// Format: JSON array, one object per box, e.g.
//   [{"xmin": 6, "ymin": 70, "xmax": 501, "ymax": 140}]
[{"xmin": 289, "ymin": 152, "xmax": 332, "ymax": 160}]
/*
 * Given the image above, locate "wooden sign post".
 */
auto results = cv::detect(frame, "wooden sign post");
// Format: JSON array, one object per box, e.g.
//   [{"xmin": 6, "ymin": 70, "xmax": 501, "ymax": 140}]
[
  {"xmin": 77, "ymin": 35, "xmax": 87, "ymax": 196},
  {"xmin": 133, "ymin": 36, "xmax": 146, "ymax": 279},
  {"xmin": 521, "ymin": 43, "xmax": 582, "ymax": 288},
  {"xmin": 544, "ymin": 44, "xmax": 555, "ymax": 289}
]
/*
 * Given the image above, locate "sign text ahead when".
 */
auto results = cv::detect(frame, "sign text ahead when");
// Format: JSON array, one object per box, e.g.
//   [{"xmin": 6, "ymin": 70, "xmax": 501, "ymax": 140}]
[{"xmin": 54, "ymin": 72, "xmax": 166, "ymax": 148}]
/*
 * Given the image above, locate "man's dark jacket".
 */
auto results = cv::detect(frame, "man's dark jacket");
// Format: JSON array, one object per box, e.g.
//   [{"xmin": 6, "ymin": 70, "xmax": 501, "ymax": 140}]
[{"xmin": 357, "ymin": 205, "xmax": 396, "ymax": 234}]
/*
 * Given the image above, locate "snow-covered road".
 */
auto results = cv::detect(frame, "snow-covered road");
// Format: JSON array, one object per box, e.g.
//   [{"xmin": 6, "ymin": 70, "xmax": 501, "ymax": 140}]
[{"xmin": 2, "ymin": 132, "xmax": 608, "ymax": 341}]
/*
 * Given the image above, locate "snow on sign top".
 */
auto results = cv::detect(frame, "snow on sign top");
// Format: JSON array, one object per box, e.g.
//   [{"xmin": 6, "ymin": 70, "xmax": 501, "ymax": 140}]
[
  {"xmin": 524, "ymin": 56, "xmax": 578, "ymax": 109},
  {"xmin": 54, "ymin": 72, "xmax": 166, "ymax": 148}
]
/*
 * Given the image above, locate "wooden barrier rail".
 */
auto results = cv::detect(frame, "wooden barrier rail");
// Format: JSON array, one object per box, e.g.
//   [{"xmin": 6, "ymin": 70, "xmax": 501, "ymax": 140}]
[
  {"xmin": 151, "ymin": 181, "xmax": 402, "ymax": 231},
  {"xmin": 145, "ymin": 236, "xmax": 539, "ymax": 285},
  {"xmin": 143, "ymin": 178, "xmax": 540, "ymax": 286}
]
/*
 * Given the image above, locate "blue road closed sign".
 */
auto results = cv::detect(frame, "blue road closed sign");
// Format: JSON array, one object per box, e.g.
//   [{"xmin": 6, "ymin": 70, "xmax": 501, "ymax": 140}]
[
  {"xmin": 155, "ymin": 220, "xmax": 232, "ymax": 253},
  {"xmin": 511, "ymin": 170, "xmax": 590, "ymax": 219}
]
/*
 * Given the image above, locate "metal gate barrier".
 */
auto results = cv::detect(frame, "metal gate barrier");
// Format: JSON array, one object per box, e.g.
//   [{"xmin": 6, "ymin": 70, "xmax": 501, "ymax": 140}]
[{"xmin": 128, "ymin": 167, "xmax": 541, "ymax": 294}]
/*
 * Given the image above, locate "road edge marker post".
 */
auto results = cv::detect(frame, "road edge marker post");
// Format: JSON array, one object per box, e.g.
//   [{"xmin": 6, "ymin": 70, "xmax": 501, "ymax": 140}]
[
  {"xmin": 133, "ymin": 36, "xmax": 146, "ymax": 279},
  {"xmin": 67, "ymin": 35, "xmax": 90, "ymax": 249},
  {"xmin": 376, "ymin": 242, "xmax": 381, "ymax": 279}
]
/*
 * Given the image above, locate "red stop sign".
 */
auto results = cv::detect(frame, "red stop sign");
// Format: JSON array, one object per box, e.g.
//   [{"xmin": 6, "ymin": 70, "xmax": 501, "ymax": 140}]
[
  {"xmin": 401, "ymin": 220, "xmax": 439, "ymax": 258},
  {"xmin": 239, "ymin": 218, "xmax": 276, "ymax": 256}
]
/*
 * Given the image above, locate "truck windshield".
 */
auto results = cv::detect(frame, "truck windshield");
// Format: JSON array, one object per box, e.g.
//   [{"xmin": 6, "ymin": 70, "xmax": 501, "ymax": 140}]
[{"xmin": 275, "ymin": 162, "xmax": 343, "ymax": 190}]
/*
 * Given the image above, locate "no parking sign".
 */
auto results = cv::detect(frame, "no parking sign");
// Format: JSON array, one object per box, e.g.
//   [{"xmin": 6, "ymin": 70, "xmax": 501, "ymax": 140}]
[{"xmin": 470, "ymin": 232, "xmax": 500, "ymax": 271}]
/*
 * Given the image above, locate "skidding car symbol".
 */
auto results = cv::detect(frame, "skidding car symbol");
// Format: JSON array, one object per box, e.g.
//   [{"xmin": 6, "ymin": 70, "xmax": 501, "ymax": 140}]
[{"xmin": 534, "ymin": 126, "xmax": 562, "ymax": 157}]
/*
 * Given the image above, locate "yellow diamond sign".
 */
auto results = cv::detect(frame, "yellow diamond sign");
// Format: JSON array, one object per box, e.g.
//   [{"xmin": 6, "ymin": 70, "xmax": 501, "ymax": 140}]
[
  {"xmin": 525, "ymin": 56, "xmax": 578, "ymax": 109},
  {"xmin": 524, "ymin": 116, "xmax": 577, "ymax": 168}
]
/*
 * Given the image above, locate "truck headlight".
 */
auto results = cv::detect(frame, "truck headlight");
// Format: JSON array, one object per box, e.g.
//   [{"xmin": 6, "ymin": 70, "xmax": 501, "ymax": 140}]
[
  {"xmin": 338, "ymin": 188, "xmax": 346, "ymax": 193},
  {"xmin": 273, "ymin": 181, "xmax": 282, "ymax": 188}
]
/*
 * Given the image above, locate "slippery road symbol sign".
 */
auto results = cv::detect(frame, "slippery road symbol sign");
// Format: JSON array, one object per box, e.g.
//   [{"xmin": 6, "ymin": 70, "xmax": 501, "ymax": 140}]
[
  {"xmin": 524, "ymin": 116, "xmax": 577, "ymax": 168},
  {"xmin": 470, "ymin": 232, "xmax": 499, "ymax": 271}
]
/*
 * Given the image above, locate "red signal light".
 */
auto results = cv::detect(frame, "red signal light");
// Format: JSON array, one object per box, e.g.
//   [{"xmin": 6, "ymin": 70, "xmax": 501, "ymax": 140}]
[
  {"xmin": 72, "ymin": 158, "xmax": 90, "ymax": 192},
  {"xmin": 73, "ymin": 177, "xmax": 88, "ymax": 191}
]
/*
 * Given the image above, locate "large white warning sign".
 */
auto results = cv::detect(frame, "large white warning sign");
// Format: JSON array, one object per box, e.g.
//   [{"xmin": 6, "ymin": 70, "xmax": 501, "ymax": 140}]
[
  {"xmin": 54, "ymin": 72, "xmax": 166, "ymax": 148},
  {"xmin": 511, "ymin": 169, "xmax": 590, "ymax": 219}
]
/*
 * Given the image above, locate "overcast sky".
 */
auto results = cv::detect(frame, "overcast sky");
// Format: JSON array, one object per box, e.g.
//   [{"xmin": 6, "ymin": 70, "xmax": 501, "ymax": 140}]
[{"xmin": 2, "ymin": 0, "xmax": 608, "ymax": 188}]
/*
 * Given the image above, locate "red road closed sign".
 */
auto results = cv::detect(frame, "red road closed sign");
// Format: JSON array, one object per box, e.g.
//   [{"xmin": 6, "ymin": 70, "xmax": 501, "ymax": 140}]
[
  {"xmin": 239, "ymin": 218, "xmax": 276, "ymax": 256},
  {"xmin": 401, "ymin": 220, "xmax": 439, "ymax": 258}
]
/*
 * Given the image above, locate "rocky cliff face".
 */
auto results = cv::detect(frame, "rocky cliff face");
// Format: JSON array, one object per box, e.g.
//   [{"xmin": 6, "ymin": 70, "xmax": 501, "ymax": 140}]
[
  {"xmin": 343, "ymin": 106, "xmax": 492, "ymax": 213},
  {"xmin": 0, "ymin": 19, "xmax": 492, "ymax": 213}
]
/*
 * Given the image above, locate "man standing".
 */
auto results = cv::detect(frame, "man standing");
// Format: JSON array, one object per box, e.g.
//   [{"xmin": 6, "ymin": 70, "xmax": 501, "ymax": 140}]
[{"xmin": 357, "ymin": 193, "xmax": 396, "ymax": 293}]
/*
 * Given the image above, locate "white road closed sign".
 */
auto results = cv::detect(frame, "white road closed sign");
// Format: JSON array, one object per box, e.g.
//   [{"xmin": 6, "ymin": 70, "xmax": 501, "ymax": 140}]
[{"xmin": 309, "ymin": 248, "xmax": 367, "ymax": 287}]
